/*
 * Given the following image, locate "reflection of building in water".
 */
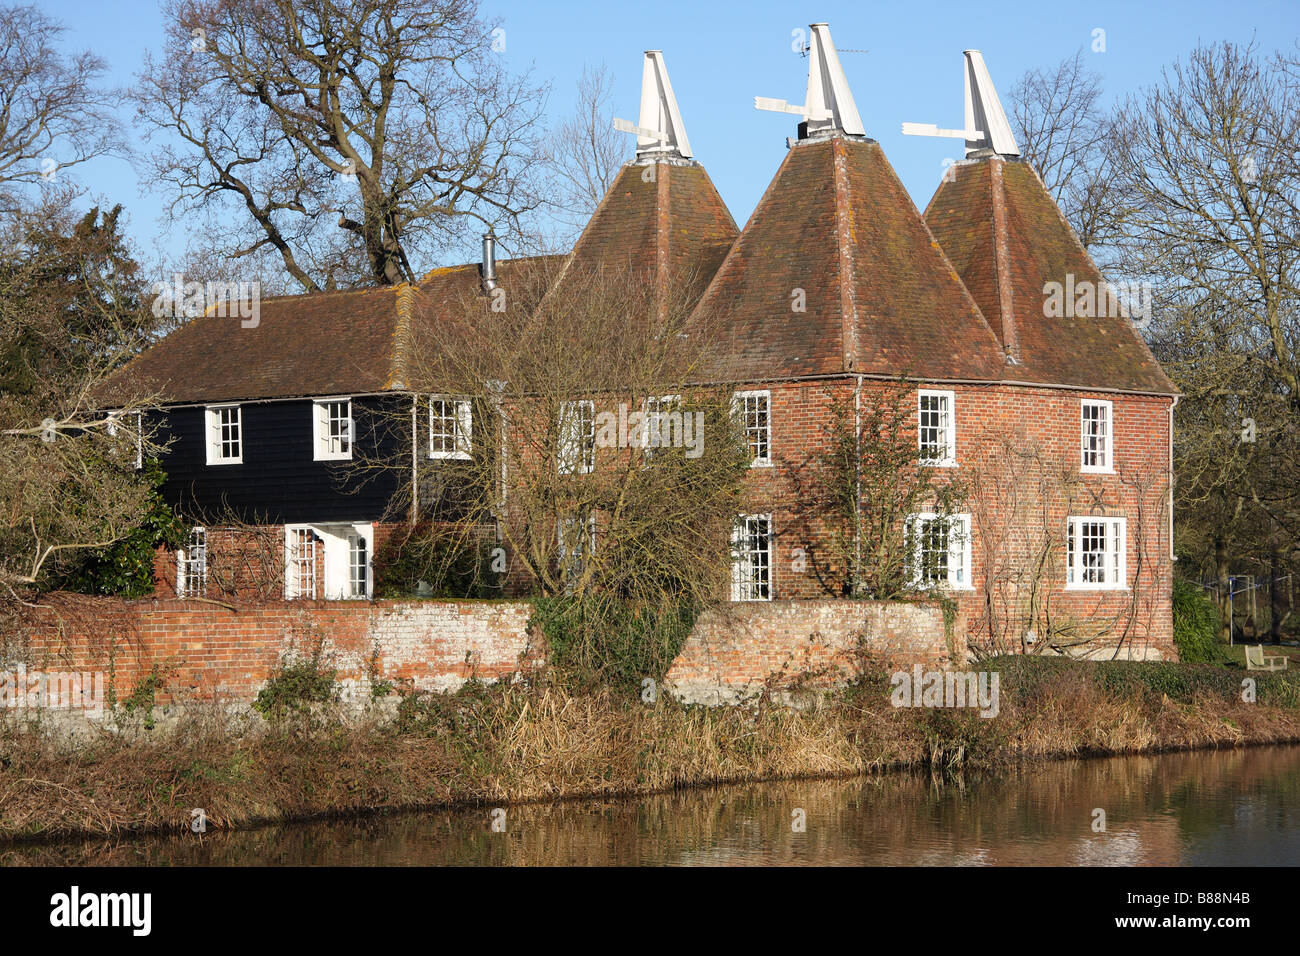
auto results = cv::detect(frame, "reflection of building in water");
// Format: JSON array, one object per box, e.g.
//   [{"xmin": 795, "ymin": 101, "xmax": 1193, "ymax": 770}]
[{"xmin": 6, "ymin": 746, "xmax": 1299, "ymax": 866}]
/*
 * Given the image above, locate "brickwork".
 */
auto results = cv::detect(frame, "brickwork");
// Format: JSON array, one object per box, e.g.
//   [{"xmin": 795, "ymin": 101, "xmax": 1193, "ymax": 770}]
[
  {"xmin": 734, "ymin": 377, "xmax": 1176, "ymax": 660},
  {"xmin": 664, "ymin": 599, "xmax": 962, "ymax": 704},
  {"xmin": 146, "ymin": 375, "xmax": 1176, "ymax": 663},
  {"xmin": 14, "ymin": 596, "xmax": 539, "ymax": 704}
]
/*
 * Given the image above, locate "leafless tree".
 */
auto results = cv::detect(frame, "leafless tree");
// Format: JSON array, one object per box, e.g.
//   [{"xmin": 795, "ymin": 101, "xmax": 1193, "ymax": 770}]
[
  {"xmin": 788, "ymin": 379, "xmax": 963, "ymax": 601},
  {"xmin": 1106, "ymin": 41, "xmax": 1300, "ymax": 636},
  {"xmin": 132, "ymin": 0, "xmax": 548, "ymax": 291},
  {"xmin": 355, "ymin": 257, "xmax": 750, "ymax": 613},
  {"xmin": 0, "ymin": 4, "xmax": 119, "ymax": 207},
  {"xmin": 960, "ymin": 432, "xmax": 1169, "ymax": 659},
  {"xmin": 1008, "ymin": 50, "xmax": 1117, "ymax": 250},
  {"xmin": 540, "ymin": 64, "xmax": 631, "ymax": 242}
]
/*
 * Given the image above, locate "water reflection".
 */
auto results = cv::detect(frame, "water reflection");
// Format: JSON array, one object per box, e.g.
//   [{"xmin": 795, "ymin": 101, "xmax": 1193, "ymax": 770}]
[{"xmin": 5, "ymin": 745, "xmax": 1300, "ymax": 866}]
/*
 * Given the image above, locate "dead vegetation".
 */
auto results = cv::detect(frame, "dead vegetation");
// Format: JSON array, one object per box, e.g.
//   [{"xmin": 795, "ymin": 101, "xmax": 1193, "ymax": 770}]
[{"xmin": 2, "ymin": 658, "xmax": 1300, "ymax": 843}]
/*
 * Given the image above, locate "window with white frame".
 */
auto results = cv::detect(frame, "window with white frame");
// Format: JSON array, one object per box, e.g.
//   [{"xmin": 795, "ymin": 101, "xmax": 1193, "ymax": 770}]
[
  {"xmin": 429, "ymin": 397, "xmax": 472, "ymax": 460},
  {"xmin": 313, "ymin": 398, "xmax": 352, "ymax": 461},
  {"xmin": 733, "ymin": 390, "xmax": 771, "ymax": 466},
  {"xmin": 106, "ymin": 410, "xmax": 144, "ymax": 470},
  {"xmin": 557, "ymin": 513, "xmax": 595, "ymax": 589},
  {"xmin": 906, "ymin": 513, "xmax": 972, "ymax": 590},
  {"xmin": 205, "ymin": 404, "xmax": 242, "ymax": 464},
  {"xmin": 1080, "ymin": 399, "xmax": 1113, "ymax": 472},
  {"xmin": 1067, "ymin": 516, "xmax": 1127, "ymax": 589},
  {"xmin": 347, "ymin": 529, "xmax": 369, "ymax": 599},
  {"xmin": 176, "ymin": 527, "xmax": 207, "ymax": 597},
  {"xmin": 642, "ymin": 394, "xmax": 681, "ymax": 456},
  {"xmin": 731, "ymin": 514, "xmax": 772, "ymax": 601},
  {"xmin": 285, "ymin": 526, "xmax": 318, "ymax": 599},
  {"xmin": 918, "ymin": 390, "xmax": 956, "ymax": 466},
  {"xmin": 557, "ymin": 400, "xmax": 595, "ymax": 475}
]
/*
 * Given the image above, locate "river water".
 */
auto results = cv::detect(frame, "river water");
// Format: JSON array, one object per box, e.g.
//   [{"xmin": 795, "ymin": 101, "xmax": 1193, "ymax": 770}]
[{"xmin": 6, "ymin": 745, "xmax": 1300, "ymax": 865}]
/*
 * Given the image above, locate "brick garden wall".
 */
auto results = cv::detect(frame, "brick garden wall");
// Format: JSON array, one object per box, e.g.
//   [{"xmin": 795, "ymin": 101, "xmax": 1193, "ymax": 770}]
[
  {"xmin": 10, "ymin": 595, "xmax": 964, "ymax": 710},
  {"xmin": 664, "ymin": 599, "xmax": 963, "ymax": 705},
  {"xmin": 13, "ymin": 596, "xmax": 539, "ymax": 706}
]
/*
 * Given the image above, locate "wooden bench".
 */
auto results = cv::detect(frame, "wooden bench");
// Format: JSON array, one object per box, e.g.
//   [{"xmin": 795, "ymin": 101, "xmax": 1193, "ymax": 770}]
[{"xmin": 1245, "ymin": 645, "xmax": 1288, "ymax": 671}]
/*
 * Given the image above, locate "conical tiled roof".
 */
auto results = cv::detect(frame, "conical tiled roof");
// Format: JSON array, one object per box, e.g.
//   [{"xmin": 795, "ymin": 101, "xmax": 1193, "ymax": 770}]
[
  {"xmin": 692, "ymin": 134, "xmax": 1007, "ymax": 383},
  {"xmin": 550, "ymin": 158, "xmax": 738, "ymax": 306},
  {"xmin": 925, "ymin": 157, "xmax": 1177, "ymax": 394}
]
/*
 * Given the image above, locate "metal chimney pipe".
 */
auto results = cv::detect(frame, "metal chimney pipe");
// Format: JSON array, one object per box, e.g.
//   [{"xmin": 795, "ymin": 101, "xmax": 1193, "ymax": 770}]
[{"xmin": 481, "ymin": 233, "xmax": 498, "ymax": 294}]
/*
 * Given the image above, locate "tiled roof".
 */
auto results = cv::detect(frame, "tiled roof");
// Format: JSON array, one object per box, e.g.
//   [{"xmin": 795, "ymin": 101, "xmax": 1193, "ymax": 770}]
[
  {"xmin": 924, "ymin": 158, "xmax": 1178, "ymax": 394},
  {"xmin": 100, "ymin": 143, "xmax": 1175, "ymax": 408},
  {"xmin": 101, "ymin": 159, "xmax": 735, "ymax": 408},
  {"xmin": 691, "ymin": 135, "xmax": 1007, "ymax": 383},
  {"xmin": 97, "ymin": 285, "xmax": 407, "ymax": 405},
  {"xmin": 97, "ymin": 258, "xmax": 556, "ymax": 406},
  {"xmin": 550, "ymin": 159, "xmax": 738, "ymax": 306}
]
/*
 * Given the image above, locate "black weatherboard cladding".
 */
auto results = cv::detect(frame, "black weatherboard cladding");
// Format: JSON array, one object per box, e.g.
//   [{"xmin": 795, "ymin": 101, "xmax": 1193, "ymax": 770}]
[{"xmin": 150, "ymin": 395, "xmax": 407, "ymax": 526}]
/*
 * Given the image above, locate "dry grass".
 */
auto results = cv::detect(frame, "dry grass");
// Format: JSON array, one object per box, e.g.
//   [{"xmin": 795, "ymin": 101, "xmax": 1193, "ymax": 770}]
[{"xmin": 3, "ymin": 660, "xmax": 1300, "ymax": 842}]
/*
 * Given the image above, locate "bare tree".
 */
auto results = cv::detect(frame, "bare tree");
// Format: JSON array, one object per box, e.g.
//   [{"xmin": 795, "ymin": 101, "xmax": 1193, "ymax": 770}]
[
  {"xmin": 0, "ymin": 4, "xmax": 118, "ymax": 206},
  {"xmin": 961, "ymin": 432, "xmax": 1170, "ymax": 658},
  {"xmin": 1108, "ymin": 41, "xmax": 1300, "ymax": 637},
  {"xmin": 789, "ymin": 379, "xmax": 963, "ymax": 601},
  {"xmin": 540, "ymin": 64, "xmax": 631, "ymax": 241},
  {"xmin": 376, "ymin": 258, "xmax": 751, "ymax": 608},
  {"xmin": 1008, "ymin": 50, "xmax": 1117, "ymax": 250},
  {"xmin": 132, "ymin": 0, "xmax": 548, "ymax": 291}
]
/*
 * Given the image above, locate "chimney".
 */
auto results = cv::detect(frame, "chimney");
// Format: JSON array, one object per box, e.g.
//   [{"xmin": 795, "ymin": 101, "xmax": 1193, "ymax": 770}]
[{"xmin": 481, "ymin": 233, "xmax": 497, "ymax": 294}]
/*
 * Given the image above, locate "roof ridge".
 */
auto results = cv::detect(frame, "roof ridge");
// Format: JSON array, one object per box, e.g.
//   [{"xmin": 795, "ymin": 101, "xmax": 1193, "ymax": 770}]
[
  {"xmin": 256, "ymin": 284, "xmax": 391, "ymax": 304},
  {"xmin": 418, "ymin": 263, "xmax": 478, "ymax": 283},
  {"xmin": 988, "ymin": 159, "xmax": 1022, "ymax": 362},
  {"xmin": 388, "ymin": 283, "xmax": 415, "ymax": 390},
  {"xmin": 655, "ymin": 160, "xmax": 671, "ymax": 319},
  {"xmin": 830, "ymin": 137, "xmax": 860, "ymax": 372}
]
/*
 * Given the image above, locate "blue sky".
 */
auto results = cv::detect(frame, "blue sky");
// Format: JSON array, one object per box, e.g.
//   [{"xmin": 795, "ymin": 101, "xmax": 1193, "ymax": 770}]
[{"xmin": 35, "ymin": 0, "xmax": 1300, "ymax": 272}]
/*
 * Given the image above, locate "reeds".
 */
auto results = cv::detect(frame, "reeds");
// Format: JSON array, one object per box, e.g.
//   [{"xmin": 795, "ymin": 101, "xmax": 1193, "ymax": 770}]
[{"xmin": 3, "ymin": 659, "xmax": 1300, "ymax": 842}]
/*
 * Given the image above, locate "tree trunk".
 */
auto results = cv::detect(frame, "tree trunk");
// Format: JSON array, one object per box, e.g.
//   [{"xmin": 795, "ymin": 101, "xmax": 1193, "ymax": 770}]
[
  {"xmin": 1270, "ymin": 538, "xmax": 1284, "ymax": 642},
  {"xmin": 1214, "ymin": 535, "xmax": 1232, "ymax": 642}
]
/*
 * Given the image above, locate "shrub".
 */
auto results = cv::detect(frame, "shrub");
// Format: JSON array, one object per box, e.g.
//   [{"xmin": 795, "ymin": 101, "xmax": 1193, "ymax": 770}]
[
  {"xmin": 531, "ymin": 595, "xmax": 699, "ymax": 694},
  {"xmin": 372, "ymin": 522, "xmax": 496, "ymax": 598},
  {"xmin": 253, "ymin": 648, "xmax": 338, "ymax": 722},
  {"xmin": 59, "ymin": 462, "xmax": 187, "ymax": 598},
  {"xmin": 113, "ymin": 661, "xmax": 174, "ymax": 730},
  {"xmin": 1172, "ymin": 577, "xmax": 1228, "ymax": 664},
  {"xmin": 984, "ymin": 653, "xmax": 1300, "ymax": 709}
]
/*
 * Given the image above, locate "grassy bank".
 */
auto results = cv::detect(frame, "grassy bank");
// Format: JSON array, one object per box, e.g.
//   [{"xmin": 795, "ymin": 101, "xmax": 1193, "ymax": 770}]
[{"xmin": 3, "ymin": 656, "xmax": 1300, "ymax": 842}]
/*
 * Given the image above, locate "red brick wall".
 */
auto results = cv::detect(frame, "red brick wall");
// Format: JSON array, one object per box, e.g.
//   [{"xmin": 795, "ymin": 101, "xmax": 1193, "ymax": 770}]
[
  {"xmin": 15, "ymin": 595, "xmax": 962, "ymax": 708},
  {"xmin": 15, "ymin": 596, "xmax": 539, "ymax": 704},
  {"xmin": 734, "ymin": 378, "xmax": 1176, "ymax": 659},
  {"xmin": 665, "ymin": 599, "xmax": 962, "ymax": 704}
]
